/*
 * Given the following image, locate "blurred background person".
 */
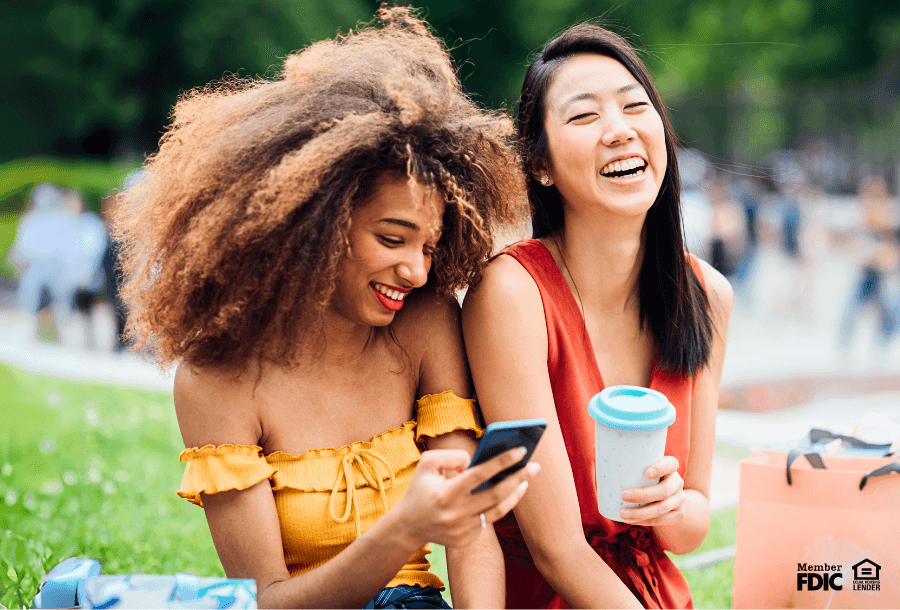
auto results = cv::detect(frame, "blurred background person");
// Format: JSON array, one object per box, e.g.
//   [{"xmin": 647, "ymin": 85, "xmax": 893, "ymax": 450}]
[
  {"xmin": 7, "ymin": 183, "xmax": 80, "ymax": 344},
  {"xmin": 708, "ymin": 173, "xmax": 746, "ymax": 280},
  {"xmin": 67, "ymin": 188, "xmax": 109, "ymax": 350},
  {"xmin": 795, "ymin": 180, "xmax": 830, "ymax": 322},
  {"xmin": 839, "ymin": 174, "xmax": 900, "ymax": 357},
  {"xmin": 730, "ymin": 176, "xmax": 762, "ymax": 297}
]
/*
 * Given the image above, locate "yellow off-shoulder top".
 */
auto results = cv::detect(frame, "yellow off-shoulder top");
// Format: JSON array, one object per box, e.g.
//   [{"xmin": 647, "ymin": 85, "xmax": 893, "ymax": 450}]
[{"xmin": 177, "ymin": 391, "xmax": 483, "ymax": 590}]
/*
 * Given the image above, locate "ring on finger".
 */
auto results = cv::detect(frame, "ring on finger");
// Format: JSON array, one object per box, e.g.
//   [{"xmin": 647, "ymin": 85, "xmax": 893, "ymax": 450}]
[{"xmin": 480, "ymin": 513, "xmax": 487, "ymax": 529}]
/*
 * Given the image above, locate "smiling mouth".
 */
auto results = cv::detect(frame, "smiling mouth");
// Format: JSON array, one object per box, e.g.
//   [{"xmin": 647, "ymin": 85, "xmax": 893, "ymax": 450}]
[
  {"xmin": 600, "ymin": 156, "xmax": 647, "ymax": 179},
  {"xmin": 371, "ymin": 282, "xmax": 409, "ymax": 312}
]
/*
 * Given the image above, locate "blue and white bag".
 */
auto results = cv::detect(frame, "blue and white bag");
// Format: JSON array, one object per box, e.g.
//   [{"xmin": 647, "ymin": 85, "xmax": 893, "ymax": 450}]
[{"xmin": 32, "ymin": 558, "xmax": 256, "ymax": 609}]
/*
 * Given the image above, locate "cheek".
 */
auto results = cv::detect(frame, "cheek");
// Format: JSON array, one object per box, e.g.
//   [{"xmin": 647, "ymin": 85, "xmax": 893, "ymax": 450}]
[
  {"xmin": 547, "ymin": 128, "xmax": 594, "ymax": 172},
  {"xmin": 646, "ymin": 115, "xmax": 667, "ymax": 158}
]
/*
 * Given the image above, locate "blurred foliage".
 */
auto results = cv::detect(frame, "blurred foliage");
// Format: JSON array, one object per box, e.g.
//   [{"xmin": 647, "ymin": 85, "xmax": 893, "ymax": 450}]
[
  {"xmin": 0, "ymin": 157, "xmax": 140, "ymax": 215},
  {"xmin": 1, "ymin": 0, "xmax": 898, "ymax": 165}
]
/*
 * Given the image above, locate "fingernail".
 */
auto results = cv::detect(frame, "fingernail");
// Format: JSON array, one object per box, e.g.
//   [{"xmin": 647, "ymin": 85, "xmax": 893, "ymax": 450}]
[
  {"xmin": 518, "ymin": 480, "xmax": 529, "ymax": 494},
  {"xmin": 527, "ymin": 461, "xmax": 541, "ymax": 475},
  {"xmin": 513, "ymin": 446, "xmax": 527, "ymax": 460},
  {"xmin": 646, "ymin": 468, "xmax": 657, "ymax": 478},
  {"xmin": 622, "ymin": 491, "xmax": 634, "ymax": 501},
  {"xmin": 620, "ymin": 509, "xmax": 633, "ymax": 520}
]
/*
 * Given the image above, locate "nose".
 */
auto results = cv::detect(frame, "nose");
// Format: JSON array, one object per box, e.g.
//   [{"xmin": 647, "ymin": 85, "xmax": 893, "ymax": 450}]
[
  {"xmin": 601, "ymin": 110, "xmax": 636, "ymax": 147},
  {"xmin": 396, "ymin": 250, "xmax": 430, "ymax": 288}
]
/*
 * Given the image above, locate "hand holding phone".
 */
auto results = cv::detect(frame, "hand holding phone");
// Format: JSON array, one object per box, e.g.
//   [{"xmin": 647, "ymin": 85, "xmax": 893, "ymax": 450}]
[{"xmin": 469, "ymin": 418, "xmax": 547, "ymax": 493}]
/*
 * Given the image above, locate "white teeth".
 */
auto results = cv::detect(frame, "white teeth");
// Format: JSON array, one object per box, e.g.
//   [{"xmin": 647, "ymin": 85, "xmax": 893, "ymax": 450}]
[
  {"xmin": 374, "ymin": 283, "xmax": 407, "ymax": 301},
  {"xmin": 601, "ymin": 156, "xmax": 646, "ymax": 176}
]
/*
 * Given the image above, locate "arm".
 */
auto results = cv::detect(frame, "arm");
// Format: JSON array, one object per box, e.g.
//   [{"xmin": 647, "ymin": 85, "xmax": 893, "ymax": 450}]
[
  {"xmin": 653, "ymin": 260, "xmax": 732, "ymax": 553},
  {"xmin": 429, "ymin": 431, "xmax": 508, "ymax": 609},
  {"xmin": 409, "ymin": 291, "xmax": 513, "ymax": 609},
  {"xmin": 175, "ymin": 362, "xmax": 532, "ymax": 609},
  {"xmin": 616, "ymin": 260, "xmax": 733, "ymax": 554},
  {"xmin": 461, "ymin": 257, "xmax": 642, "ymax": 609}
]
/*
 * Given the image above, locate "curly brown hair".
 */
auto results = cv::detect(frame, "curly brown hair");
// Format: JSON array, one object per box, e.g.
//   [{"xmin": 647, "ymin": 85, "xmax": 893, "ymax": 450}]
[{"xmin": 115, "ymin": 6, "xmax": 528, "ymax": 371}]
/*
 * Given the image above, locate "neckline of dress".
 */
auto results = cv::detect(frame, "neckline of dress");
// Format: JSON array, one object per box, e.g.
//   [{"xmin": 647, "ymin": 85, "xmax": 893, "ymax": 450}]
[{"xmin": 521, "ymin": 238, "xmax": 659, "ymax": 391}]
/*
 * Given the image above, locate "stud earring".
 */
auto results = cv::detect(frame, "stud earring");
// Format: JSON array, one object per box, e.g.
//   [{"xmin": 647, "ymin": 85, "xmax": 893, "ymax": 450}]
[{"xmin": 540, "ymin": 175, "xmax": 550, "ymax": 186}]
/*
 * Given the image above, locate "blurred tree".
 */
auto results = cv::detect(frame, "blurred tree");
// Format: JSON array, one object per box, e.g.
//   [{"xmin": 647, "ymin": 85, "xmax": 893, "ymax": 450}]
[
  {"xmin": 1, "ymin": 0, "xmax": 898, "ymax": 167},
  {"xmin": 1, "ymin": 0, "xmax": 372, "ymax": 161}
]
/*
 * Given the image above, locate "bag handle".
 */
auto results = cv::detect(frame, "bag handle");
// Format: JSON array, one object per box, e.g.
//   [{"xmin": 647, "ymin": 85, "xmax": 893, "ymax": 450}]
[
  {"xmin": 859, "ymin": 462, "xmax": 900, "ymax": 490},
  {"xmin": 808, "ymin": 428, "xmax": 893, "ymax": 453},
  {"xmin": 786, "ymin": 429, "xmax": 896, "ymax": 486},
  {"xmin": 785, "ymin": 448, "xmax": 826, "ymax": 485}
]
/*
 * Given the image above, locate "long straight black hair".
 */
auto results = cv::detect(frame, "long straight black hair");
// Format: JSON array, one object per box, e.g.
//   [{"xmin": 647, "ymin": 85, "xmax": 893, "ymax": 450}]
[{"xmin": 518, "ymin": 24, "xmax": 712, "ymax": 375}]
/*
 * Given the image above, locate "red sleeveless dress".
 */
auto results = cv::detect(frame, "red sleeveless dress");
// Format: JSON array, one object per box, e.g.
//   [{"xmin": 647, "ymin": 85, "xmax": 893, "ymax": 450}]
[{"xmin": 495, "ymin": 239, "xmax": 697, "ymax": 609}]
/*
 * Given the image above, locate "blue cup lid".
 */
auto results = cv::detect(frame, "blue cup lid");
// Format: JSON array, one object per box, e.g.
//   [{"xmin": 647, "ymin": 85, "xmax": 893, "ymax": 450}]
[{"xmin": 588, "ymin": 385, "xmax": 675, "ymax": 431}]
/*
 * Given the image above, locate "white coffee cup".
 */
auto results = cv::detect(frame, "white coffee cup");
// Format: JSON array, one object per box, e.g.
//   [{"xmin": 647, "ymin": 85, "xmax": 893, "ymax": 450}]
[{"xmin": 588, "ymin": 385, "xmax": 676, "ymax": 522}]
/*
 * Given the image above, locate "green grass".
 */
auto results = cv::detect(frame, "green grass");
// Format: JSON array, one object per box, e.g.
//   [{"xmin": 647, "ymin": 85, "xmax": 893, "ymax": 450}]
[
  {"xmin": 0, "ymin": 214, "xmax": 20, "ymax": 279},
  {"xmin": 0, "ymin": 364, "xmax": 221, "ymax": 609},
  {"xmin": 0, "ymin": 364, "xmax": 736, "ymax": 608}
]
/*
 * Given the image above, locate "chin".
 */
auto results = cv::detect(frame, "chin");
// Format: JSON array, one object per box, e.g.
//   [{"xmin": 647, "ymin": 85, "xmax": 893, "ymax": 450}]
[{"xmin": 370, "ymin": 313, "xmax": 397, "ymax": 327}]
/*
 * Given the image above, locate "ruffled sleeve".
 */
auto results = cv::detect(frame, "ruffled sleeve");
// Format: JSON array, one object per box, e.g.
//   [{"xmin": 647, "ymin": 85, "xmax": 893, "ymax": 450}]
[
  {"xmin": 177, "ymin": 444, "xmax": 277, "ymax": 507},
  {"xmin": 415, "ymin": 390, "xmax": 484, "ymax": 443}
]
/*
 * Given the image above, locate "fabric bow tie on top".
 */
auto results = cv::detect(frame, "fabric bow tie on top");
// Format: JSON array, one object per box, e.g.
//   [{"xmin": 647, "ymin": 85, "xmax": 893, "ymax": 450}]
[{"xmin": 328, "ymin": 449, "xmax": 396, "ymax": 536}]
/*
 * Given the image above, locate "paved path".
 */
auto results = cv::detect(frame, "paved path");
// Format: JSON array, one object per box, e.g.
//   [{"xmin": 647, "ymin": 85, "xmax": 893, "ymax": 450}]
[{"xmin": 2, "ymin": 243, "xmax": 900, "ymax": 513}]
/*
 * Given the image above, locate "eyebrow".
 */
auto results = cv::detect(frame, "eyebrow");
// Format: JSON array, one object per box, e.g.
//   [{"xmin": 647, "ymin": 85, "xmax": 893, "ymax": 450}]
[
  {"xmin": 377, "ymin": 218, "xmax": 420, "ymax": 230},
  {"xmin": 558, "ymin": 83, "xmax": 645, "ymax": 114}
]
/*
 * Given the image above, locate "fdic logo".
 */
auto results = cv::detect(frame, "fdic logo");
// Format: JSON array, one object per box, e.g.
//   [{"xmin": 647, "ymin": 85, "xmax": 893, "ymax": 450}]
[
  {"xmin": 797, "ymin": 563, "xmax": 843, "ymax": 591},
  {"xmin": 796, "ymin": 559, "xmax": 882, "ymax": 592}
]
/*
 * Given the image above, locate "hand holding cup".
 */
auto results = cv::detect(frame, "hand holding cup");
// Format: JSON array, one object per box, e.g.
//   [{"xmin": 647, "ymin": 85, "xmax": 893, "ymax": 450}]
[
  {"xmin": 618, "ymin": 455, "xmax": 686, "ymax": 525},
  {"xmin": 588, "ymin": 386, "xmax": 677, "ymax": 523}
]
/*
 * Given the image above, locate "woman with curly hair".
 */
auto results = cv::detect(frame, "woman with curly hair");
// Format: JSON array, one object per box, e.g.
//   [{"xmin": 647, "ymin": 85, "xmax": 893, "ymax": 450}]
[
  {"xmin": 462, "ymin": 24, "xmax": 732, "ymax": 608},
  {"xmin": 115, "ymin": 8, "xmax": 536, "ymax": 609}
]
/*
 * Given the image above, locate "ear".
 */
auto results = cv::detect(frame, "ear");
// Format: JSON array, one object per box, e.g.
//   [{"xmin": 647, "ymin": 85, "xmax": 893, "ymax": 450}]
[{"xmin": 529, "ymin": 158, "xmax": 552, "ymax": 186}]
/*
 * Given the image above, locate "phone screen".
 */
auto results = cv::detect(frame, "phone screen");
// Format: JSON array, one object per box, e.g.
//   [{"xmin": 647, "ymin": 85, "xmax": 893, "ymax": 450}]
[{"xmin": 469, "ymin": 419, "xmax": 546, "ymax": 493}]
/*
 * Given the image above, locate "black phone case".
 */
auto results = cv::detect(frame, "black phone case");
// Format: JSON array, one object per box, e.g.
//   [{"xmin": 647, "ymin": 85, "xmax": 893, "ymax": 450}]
[{"xmin": 469, "ymin": 421, "xmax": 546, "ymax": 493}]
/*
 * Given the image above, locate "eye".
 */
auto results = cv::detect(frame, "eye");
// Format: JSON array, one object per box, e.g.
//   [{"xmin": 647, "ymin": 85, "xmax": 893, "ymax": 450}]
[
  {"xmin": 378, "ymin": 235, "xmax": 403, "ymax": 247},
  {"xmin": 567, "ymin": 112, "xmax": 596, "ymax": 123},
  {"xmin": 625, "ymin": 102, "xmax": 649, "ymax": 110}
]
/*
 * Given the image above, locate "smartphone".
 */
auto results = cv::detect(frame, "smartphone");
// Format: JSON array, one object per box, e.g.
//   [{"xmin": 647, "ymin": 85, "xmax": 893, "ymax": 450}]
[{"xmin": 468, "ymin": 418, "xmax": 547, "ymax": 493}]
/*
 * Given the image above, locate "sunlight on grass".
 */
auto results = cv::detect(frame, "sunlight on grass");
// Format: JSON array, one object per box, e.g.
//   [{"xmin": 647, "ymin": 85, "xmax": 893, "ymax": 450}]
[{"xmin": 0, "ymin": 364, "xmax": 220, "ymax": 608}]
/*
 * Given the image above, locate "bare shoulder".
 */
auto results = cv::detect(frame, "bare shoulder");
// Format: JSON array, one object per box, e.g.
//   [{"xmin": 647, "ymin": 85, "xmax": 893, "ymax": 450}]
[
  {"xmin": 173, "ymin": 362, "xmax": 262, "ymax": 449},
  {"xmin": 392, "ymin": 287, "xmax": 462, "ymax": 352},
  {"xmin": 693, "ymin": 257, "xmax": 734, "ymax": 321},
  {"xmin": 463, "ymin": 252, "xmax": 542, "ymax": 314}
]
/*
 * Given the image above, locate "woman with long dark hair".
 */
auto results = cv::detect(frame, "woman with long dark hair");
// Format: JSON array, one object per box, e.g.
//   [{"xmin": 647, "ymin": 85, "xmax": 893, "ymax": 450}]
[
  {"xmin": 115, "ymin": 8, "xmax": 538, "ymax": 608},
  {"xmin": 462, "ymin": 24, "xmax": 732, "ymax": 608}
]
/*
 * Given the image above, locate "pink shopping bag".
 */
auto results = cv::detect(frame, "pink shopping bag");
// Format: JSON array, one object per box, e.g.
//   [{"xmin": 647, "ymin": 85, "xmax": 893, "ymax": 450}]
[{"xmin": 733, "ymin": 449, "xmax": 900, "ymax": 609}]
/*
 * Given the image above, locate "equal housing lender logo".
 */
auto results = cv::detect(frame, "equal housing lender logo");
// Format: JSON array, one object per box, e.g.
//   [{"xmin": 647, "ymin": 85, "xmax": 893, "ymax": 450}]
[{"xmin": 797, "ymin": 559, "xmax": 883, "ymax": 592}]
